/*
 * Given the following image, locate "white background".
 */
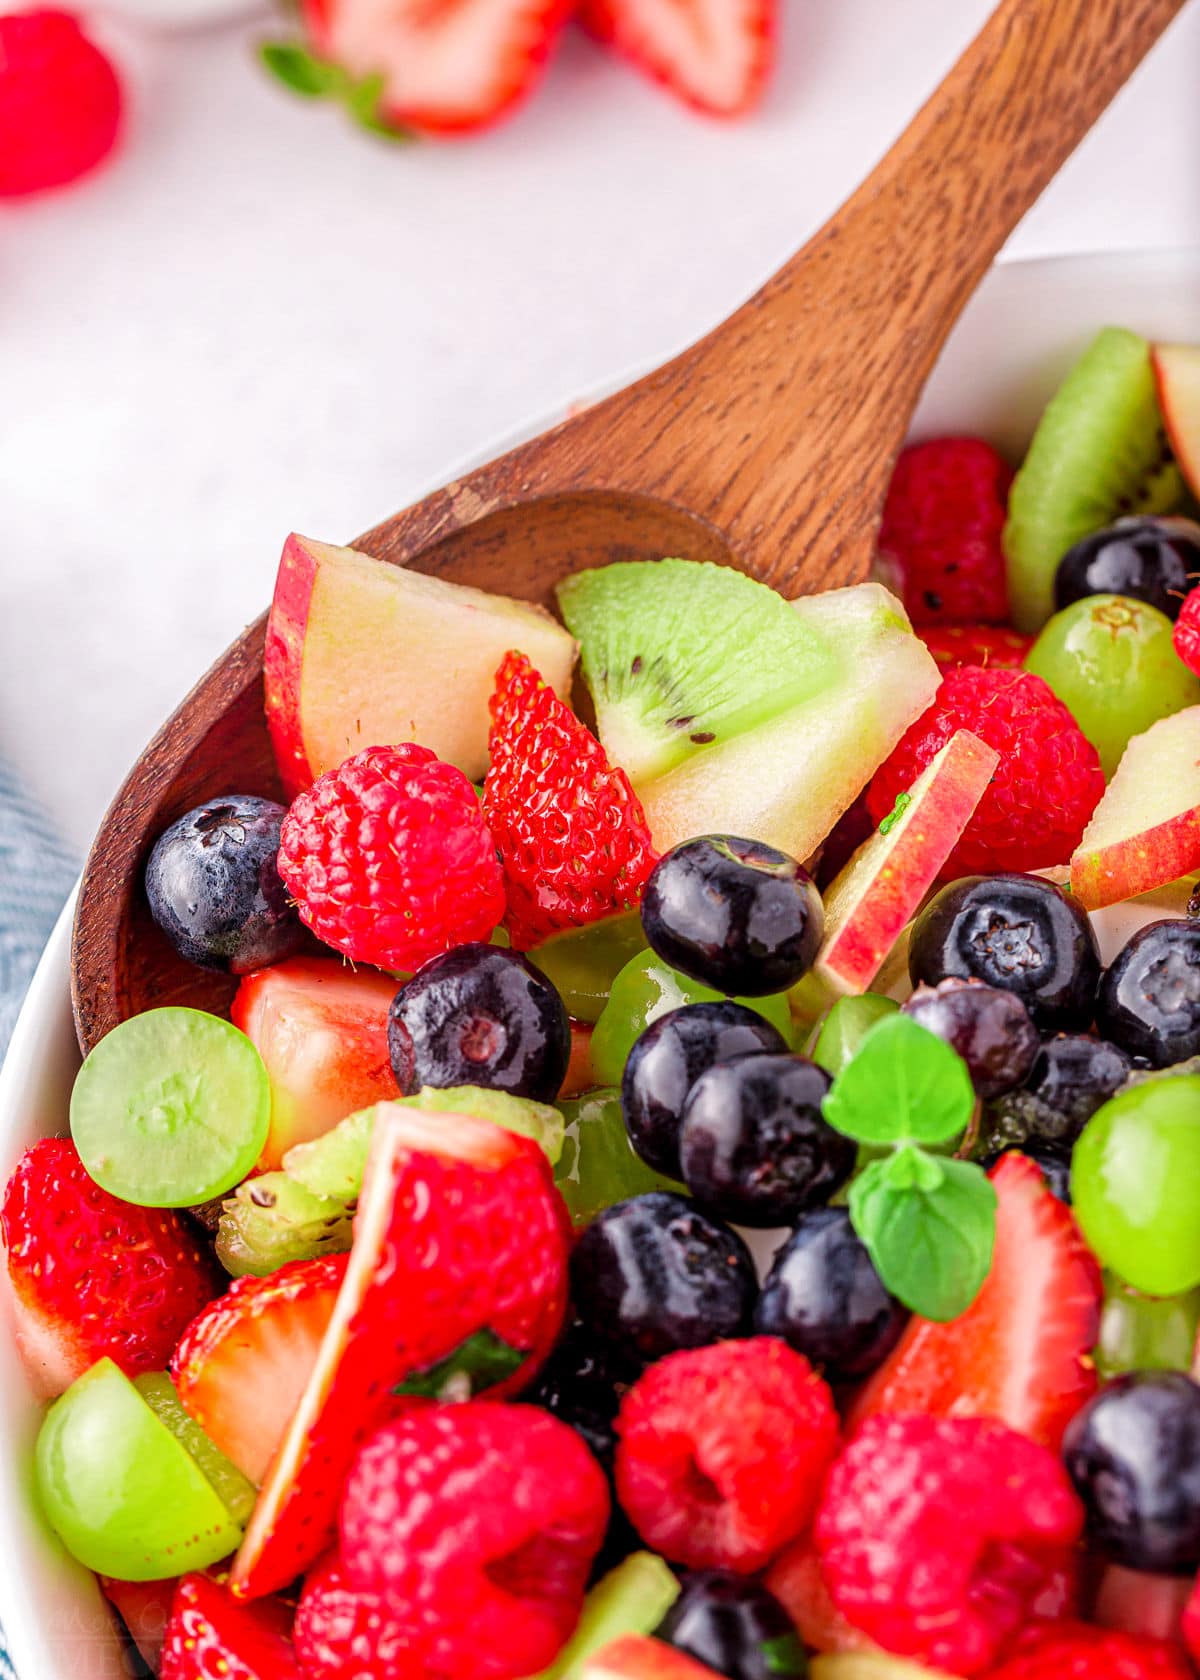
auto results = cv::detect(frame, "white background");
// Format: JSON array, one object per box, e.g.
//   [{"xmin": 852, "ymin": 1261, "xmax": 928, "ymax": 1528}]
[{"xmin": 2, "ymin": 0, "xmax": 1199, "ymax": 851}]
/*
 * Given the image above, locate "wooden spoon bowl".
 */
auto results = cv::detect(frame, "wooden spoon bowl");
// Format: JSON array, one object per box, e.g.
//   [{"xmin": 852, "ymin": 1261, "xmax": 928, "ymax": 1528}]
[{"xmin": 71, "ymin": 0, "xmax": 1188, "ymax": 1052}]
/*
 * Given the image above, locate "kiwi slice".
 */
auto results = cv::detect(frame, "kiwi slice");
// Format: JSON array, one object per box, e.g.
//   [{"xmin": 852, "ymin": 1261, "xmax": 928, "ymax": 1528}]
[
  {"xmin": 556, "ymin": 559, "xmax": 837, "ymax": 784},
  {"xmin": 215, "ymin": 1171, "xmax": 353, "ymax": 1278},
  {"xmin": 1005, "ymin": 326, "xmax": 1185, "ymax": 632},
  {"xmin": 133, "ymin": 1372, "xmax": 258, "ymax": 1519}
]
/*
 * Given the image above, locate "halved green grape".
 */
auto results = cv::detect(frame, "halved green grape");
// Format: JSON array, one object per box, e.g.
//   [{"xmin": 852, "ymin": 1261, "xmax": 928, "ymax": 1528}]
[
  {"xmin": 70, "ymin": 1007, "xmax": 270, "ymax": 1207},
  {"xmin": 527, "ymin": 911, "xmax": 649, "ymax": 1024},
  {"xmin": 555, "ymin": 1089, "xmax": 684, "ymax": 1226},
  {"xmin": 133, "ymin": 1373, "xmax": 257, "ymax": 1516},
  {"xmin": 1073, "ymin": 1077, "xmax": 1200, "ymax": 1296},
  {"xmin": 528, "ymin": 1552, "xmax": 680, "ymax": 1679},
  {"xmin": 811, "ymin": 994, "xmax": 900, "ymax": 1078},
  {"xmin": 1095, "ymin": 1273, "xmax": 1200, "ymax": 1381},
  {"xmin": 36, "ymin": 1359, "xmax": 247, "ymax": 1579},
  {"xmin": 1025, "ymin": 594, "xmax": 1200, "ymax": 777},
  {"xmin": 591, "ymin": 949, "xmax": 793, "ymax": 1089}
]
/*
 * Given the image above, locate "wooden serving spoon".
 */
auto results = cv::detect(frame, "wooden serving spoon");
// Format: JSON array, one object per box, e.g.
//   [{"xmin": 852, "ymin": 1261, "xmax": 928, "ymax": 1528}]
[{"xmin": 71, "ymin": 0, "xmax": 1188, "ymax": 1052}]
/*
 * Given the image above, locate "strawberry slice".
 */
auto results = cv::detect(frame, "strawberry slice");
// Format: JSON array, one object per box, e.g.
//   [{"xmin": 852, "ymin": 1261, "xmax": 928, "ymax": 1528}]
[
  {"xmin": 302, "ymin": 0, "xmax": 571, "ymax": 134},
  {"xmin": 1, "ymin": 1137, "xmax": 218, "ymax": 1399},
  {"xmin": 579, "ymin": 0, "xmax": 775, "ymax": 116},
  {"xmin": 171, "ymin": 1254, "xmax": 347, "ymax": 1484},
  {"xmin": 160, "ymin": 1574, "xmax": 299, "ymax": 1679},
  {"xmin": 850, "ymin": 1153, "xmax": 1102, "ymax": 1451},
  {"xmin": 231, "ymin": 957, "xmax": 398, "ymax": 1170},
  {"xmin": 230, "ymin": 1104, "xmax": 569, "ymax": 1597}
]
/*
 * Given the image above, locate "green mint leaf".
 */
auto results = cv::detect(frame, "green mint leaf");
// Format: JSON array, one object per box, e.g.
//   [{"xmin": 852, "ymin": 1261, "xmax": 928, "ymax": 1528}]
[
  {"xmin": 259, "ymin": 41, "xmax": 346, "ymax": 98},
  {"xmin": 850, "ymin": 1149, "xmax": 997, "ymax": 1321},
  {"xmin": 878, "ymin": 790, "xmax": 912, "ymax": 835},
  {"xmin": 760, "ymin": 1631, "xmax": 809, "ymax": 1676},
  {"xmin": 821, "ymin": 1011, "xmax": 975, "ymax": 1147},
  {"xmin": 344, "ymin": 71, "xmax": 413, "ymax": 141},
  {"xmin": 394, "ymin": 1329, "xmax": 524, "ymax": 1400}
]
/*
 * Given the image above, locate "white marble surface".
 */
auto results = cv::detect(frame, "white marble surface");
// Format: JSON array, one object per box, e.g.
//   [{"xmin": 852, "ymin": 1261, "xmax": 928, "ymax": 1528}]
[{"xmin": 2, "ymin": 0, "xmax": 1198, "ymax": 851}]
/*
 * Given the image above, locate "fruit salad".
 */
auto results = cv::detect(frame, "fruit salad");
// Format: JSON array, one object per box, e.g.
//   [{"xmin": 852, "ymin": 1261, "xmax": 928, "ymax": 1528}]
[{"xmin": 10, "ymin": 327, "xmax": 1200, "ymax": 1680}]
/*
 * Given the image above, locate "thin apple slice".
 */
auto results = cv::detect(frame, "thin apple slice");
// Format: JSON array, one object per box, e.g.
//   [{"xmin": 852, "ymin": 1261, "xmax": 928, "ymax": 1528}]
[
  {"xmin": 265, "ymin": 534, "xmax": 577, "ymax": 797},
  {"xmin": 815, "ymin": 730, "xmax": 999, "ymax": 995},
  {"xmin": 581, "ymin": 1635, "xmax": 723, "ymax": 1680},
  {"xmin": 1153, "ymin": 343, "xmax": 1200, "ymax": 498},
  {"xmin": 229, "ymin": 1104, "xmax": 568, "ymax": 1597},
  {"xmin": 1070, "ymin": 706, "xmax": 1200, "ymax": 910}
]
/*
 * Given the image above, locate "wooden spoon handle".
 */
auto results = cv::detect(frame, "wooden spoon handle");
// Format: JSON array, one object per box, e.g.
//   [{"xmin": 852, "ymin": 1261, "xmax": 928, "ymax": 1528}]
[{"xmin": 361, "ymin": 0, "xmax": 1186, "ymax": 594}]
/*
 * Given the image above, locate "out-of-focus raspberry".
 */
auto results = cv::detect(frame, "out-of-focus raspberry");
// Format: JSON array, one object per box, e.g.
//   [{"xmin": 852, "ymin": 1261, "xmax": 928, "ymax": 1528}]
[
  {"xmin": 984, "ymin": 1619, "xmax": 1194, "ymax": 1679},
  {"xmin": 814, "ymin": 1413, "xmax": 1083, "ymax": 1674},
  {"xmin": 615, "ymin": 1336, "xmax": 839, "ymax": 1573},
  {"xmin": 1173, "ymin": 585, "xmax": 1200, "ymax": 677},
  {"xmin": 0, "ymin": 10, "xmax": 121, "ymax": 198},
  {"xmin": 866, "ymin": 666, "xmax": 1104, "ymax": 877},
  {"xmin": 278, "ymin": 742, "xmax": 505, "ymax": 972},
  {"xmin": 877, "ymin": 437, "xmax": 1013, "ymax": 625}
]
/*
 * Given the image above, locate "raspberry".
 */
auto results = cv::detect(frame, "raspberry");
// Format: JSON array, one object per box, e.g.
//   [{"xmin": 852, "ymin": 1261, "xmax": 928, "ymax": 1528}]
[
  {"xmin": 2, "ymin": 1137, "xmax": 217, "ymax": 1397},
  {"xmin": 615, "ymin": 1337, "xmax": 839, "ymax": 1573},
  {"xmin": 278, "ymin": 743, "xmax": 506, "ymax": 972},
  {"xmin": 814, "ymin": 1414, "xmax": 1083, "ymax": 1675},
  {"xmin": 878, "ymin": 437, "xmax": 1013, "ymax": 625},
  {"xmin": 1173, "ymin": 585, "xmax": 1200, "ymax": 677},
  {"xmin": 985, "ymin": 1620, "xmax": 1194, "ymax": 1680},
  {"xmin": 920, "ymin": 623, "xmax": 1033, "ymax": 672},
  {"xmin": 866, "ymin": 666, "xmax": 1104, "ymax": 877},
  {"xmin": 483, "ymin": 651, "xmax": 658, "ymax": 949},
  {"xmin": 1185, "ymin": 1573, "xmax": 1200, "ymax": 1667},
  {"xmin": 0, "ymin": 10, "xmax": 121, "ymax": 198},
  {"xmin": 332, "ymin": 1402, "xmax": 610, "ymax": 1680}
]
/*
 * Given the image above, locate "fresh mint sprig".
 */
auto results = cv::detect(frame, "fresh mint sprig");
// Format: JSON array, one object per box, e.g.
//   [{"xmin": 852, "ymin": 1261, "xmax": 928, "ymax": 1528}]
[
  {"xmin": 821, "ymin": 1011, "xmax": 996, "ymax": 1322},
  {"xmin": 393, "ymin": 1329, "xmax": 523, "ymax": 1401}
]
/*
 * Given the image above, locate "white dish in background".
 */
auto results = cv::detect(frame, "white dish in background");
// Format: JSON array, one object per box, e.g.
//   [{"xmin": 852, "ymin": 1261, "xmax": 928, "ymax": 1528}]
[{"xmin": 1, "ymin": 247, "xmax": 1197, "ymax": 1679}]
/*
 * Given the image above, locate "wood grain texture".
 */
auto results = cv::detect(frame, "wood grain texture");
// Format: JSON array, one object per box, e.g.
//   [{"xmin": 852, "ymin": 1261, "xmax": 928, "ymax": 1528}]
[{"xmin": 71, "ymin": 0, "xmax": 1189, "ymax": 1052}]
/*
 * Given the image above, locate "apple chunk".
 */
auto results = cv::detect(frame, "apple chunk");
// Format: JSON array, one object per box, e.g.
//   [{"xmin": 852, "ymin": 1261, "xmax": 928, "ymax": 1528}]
[
  {"xmin": 264, "ymin": 534, "xmax": 577, "ymax": 796},
  {"xmin": 1070, "ymin": 706, "xmax": 1200, "ymax": 910},
  {"xmin": 1153, "ymin": 343, "xmax": 1200, "ymax": 498},
  {"xmin": 815, "ymin": 730, "xmax": 999, "ymax": 995}
]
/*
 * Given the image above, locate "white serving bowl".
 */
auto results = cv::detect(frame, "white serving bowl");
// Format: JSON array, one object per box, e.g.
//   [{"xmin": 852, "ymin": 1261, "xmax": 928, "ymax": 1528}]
[{"xmin": 2, "ymin": 247, "xmax": 1198, "ymax": 1679}]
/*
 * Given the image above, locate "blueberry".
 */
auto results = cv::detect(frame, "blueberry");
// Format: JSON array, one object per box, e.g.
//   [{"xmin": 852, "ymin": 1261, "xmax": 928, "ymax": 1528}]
[
  {"xmin": 1097, "ymin": 920, "xmax": 1200, "ymax": 1068},
  {"xmin": 679, "ymin": 1054, "xmax": 853, "ymax": 1227},
  {"xmin": 1063, "ymin": 1370, "xmax": 1200, "ymax": 1573},
  {"xmin": 144, "ymin": 795, "xmax": 305, "ymax": 973},
  {"xmin": 1053, "ymin": 515, "xmax": 1200, "ymax": 621},
  {"xmin": 524, "ymin": 1317, "xmax": 626, "ymax": 1471},
  {"xmin": 902, "ymin": 977, "xmax": 1040, "ymax": 1098},
  {"xmin": 1024, "ymin": 1033, "xmax": 1131, "ymax": 1133},
  {"xmin": 622, "ymin": 1002, "xmax": 789, "ymax": 1179},
  {"xmin": 641, "ymin": 836, "xmax": 824, "ymax": 997},
  {"xmin": 979, "ymin": 1145, "xmax": 1072, "ymax": 1203},
  {"xmin": 656, "ymin": 1572, "xmax": 806, "ymax": 1680},
  {"xmin": 387, "ymin": 943, "xmax": 570, "ymax": 1101},
  {"xmin": 908, "ymin": 873, "xmax": 1100, "ymax": 1032},
  {"xmin": 570, "ymin": 1192, "xmax": 757, "ymax": 1372},
  {"xmin": 754, "ymin": 1207, "xmax": 906, "ymax": 1381}
]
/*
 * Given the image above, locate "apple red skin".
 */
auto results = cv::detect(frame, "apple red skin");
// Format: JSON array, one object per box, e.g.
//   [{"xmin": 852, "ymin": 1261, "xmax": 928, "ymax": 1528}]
[
  {"xmin": 1072, "ymin": 805, "xmax": 1200, "ymax": 911},
  {"xmin": 264, "ymin": 533, "xmax": 319, "ymax": 801},
  {"xmin": 1153, "ymin": 345, "xmax": 1200, "ymax": 502},
  {"xmin": 581, "ymin": 1634, "xmax": 725, "ymax": 1679}
]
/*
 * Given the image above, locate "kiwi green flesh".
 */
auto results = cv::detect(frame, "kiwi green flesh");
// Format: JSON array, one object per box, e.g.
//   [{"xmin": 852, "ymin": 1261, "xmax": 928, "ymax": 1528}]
[
  {"xmin": 1004, "ymin": 325, "xmax": 1186, "ymax": 633},
  {"xmin": 556, "ymin": 559, "xmax": 839, "ymax": 785},
  {"xmin": 133, "ymin": 1373, "xmax": 258, "ymax": 1517},
  {"xmin": 529, "ymin": 1552, "xmax": 680, "ymax": 1680},
  {"xmin": 215, "ymin": 1171, "xmax": 353, "ymax": 1278}
]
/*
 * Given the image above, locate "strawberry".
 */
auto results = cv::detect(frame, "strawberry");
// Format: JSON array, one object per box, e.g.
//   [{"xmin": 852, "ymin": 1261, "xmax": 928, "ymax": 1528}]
[
  {"xmin": 171, "ymin": 1254, "xmax": 347, "ymax": 1484},
  {"xmin": 483, "ymin": 651, "xmax": 658, "ymax": 950},
  {"xmin": 1, "ymin": 1137, "xmax": 218, "ymax": 1399},
  {"xmin": 580, "ymin": 0, "xmax": 775, "ymax": 116},
  {"xmin": 0, "ymin": 9, "xmax": 122, "ymax": 198},
  {"xmin": 160, "ymin": 1573, "xmax": 299, "ymax": 1679},
  {"xmin": 877, "ymin": 436, "xmax": 1013, "ymax": 625},
  {"xmin": 300, "ymin": 0, "xmax": 571, "ymax": 135},
  {"xmin": 100, "ymin": 1576, "xmax": 177, "ymax": 1674},
  {"xmin": 1094, "ymin": 1564, "xmax": 1192, "ymax": 1643},
  {"xmin": 230, "ymin": 1104, "xmax": 569, "ymax": 1597},
  {"xmin": 231, "ymin": 957, "xmax": 399, "ymax": 1170},
  {"xmin": 920, "ymin": 623, "xmax": 1034, "ymax": 672},
  {"xmin": 850, "ymin": 1153, "xmax": 1103, "ymax": 1451}
]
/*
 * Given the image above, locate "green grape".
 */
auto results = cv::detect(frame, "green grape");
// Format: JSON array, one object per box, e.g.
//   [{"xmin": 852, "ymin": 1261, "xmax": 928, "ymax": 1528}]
[
  {"xmin": 1095, "ymin": 1273, "xmax": 1200, "ymax": 1381},
  {"xmin": 133, "ymin": 1372, "xmax": 257, "ymax": 1517},
  {"xmin": 36, "ymin": 1359, "xmax": 248, "ymax": 1579},
  {"xmin": 555, "ymin": 1089, "xmax": 684, "ymax": 1225},
  {"xmin": 1025, "ymin": 594, "xmax": 1200, "ymax": 777},
  {"xmin": 1073, "ymin": 1077, "xmax": 1200, "ymax": 1295},
  {"xmin": 811, "ymin": 994, "xmax": 899, "ymax": 1077},
  {"xmin": 70, "ymin": 1006, "xmax": 270, "ymax": 1207},
  {"xmin": 527, "ymin": 911, "xmax": 648, "ymax": 1024},
  {"xmin": 591, "ymin": 949, "xmax": 792, "ymax": 1088}
]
